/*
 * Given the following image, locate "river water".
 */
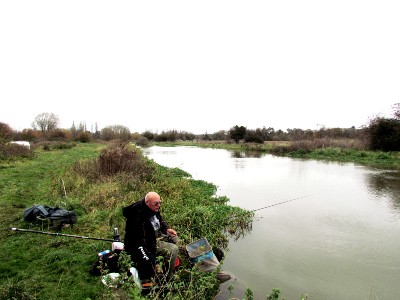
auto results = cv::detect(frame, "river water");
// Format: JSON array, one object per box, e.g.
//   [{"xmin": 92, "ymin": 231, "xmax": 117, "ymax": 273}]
[{"xmin": 143, "ymin": 146, "xmax": 400, "ymax": 300}]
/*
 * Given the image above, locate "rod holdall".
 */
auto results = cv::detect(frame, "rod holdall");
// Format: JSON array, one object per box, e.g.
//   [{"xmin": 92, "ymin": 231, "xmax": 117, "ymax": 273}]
[{"xmin": 23, "ymin": 205, "xmax": 77, "ymax": 225}]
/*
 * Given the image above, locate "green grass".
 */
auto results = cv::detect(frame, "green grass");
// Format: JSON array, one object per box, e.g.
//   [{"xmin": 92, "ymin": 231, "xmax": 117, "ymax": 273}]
[
  {"xmin": 0, "ymin": 143, "xmax": 107, "ymax": 299},
  {"xmin": 288, "ymin": 147, "xmax": 400, "ymax": 169},
  {"xmin": 0, "ymin": 142, "xmax": 252, "ymax": 300}
]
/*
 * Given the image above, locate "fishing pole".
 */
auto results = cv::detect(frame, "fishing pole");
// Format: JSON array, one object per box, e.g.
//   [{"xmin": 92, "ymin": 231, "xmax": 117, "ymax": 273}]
[
  {"xmin": 10, "ymin": 227, "xmax": 118, "ymax": 242},
  {"xmin": 250, "ymin": 194, "xmax": 315, "ymax": 212}
]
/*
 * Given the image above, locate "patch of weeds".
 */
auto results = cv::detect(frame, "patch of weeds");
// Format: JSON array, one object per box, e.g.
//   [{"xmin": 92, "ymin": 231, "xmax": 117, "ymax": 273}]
[
  {"xmin": 376, "ymin": 152, "xmax": 391, "ymax": 160},
  {"xmin": 0, "ymin": 278, "xmax": 39, "ymax": 300},
  {"xmin": 266, "ymin": 288, "xmax": 281, "ymax": 300}
]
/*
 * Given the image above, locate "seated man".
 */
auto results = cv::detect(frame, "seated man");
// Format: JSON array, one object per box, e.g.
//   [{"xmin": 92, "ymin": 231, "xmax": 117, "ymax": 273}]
[{"xmin": 123, "ymin": 191, "xmax": 178, "ymax": 281}]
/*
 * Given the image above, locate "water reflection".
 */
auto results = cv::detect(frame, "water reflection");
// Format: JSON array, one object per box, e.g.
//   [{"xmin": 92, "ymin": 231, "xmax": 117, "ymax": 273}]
[
  {"xmin": 231, "ymin": 150, "xmax": 264, "ymax": 158},
  {"xmin": 366, "ymin": 170, "xmax": 400, "ymax": 209}
]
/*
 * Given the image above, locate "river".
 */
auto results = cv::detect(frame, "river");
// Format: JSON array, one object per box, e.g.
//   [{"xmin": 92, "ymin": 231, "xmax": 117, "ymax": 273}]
[{"xmin": 143, "ymin": 146, "xmax": 400, "ymax": 300}]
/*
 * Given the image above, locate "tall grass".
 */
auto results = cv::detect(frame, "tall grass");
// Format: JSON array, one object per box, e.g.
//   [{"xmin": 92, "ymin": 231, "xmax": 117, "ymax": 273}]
[{"xmin": 0, "ymin": 143, "xmax": 34, "ymax": 161}]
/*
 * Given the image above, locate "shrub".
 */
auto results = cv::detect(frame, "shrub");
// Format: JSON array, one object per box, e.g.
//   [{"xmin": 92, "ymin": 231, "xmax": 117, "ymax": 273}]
[
  {"xmin": 101, "ymin": 125, "xmax": 131, "ymax": 141},
  {"xmin": 0, "ymin": 143, "xmax": 34, "ymax": 160},
  {"xmin": 73, "ymin": 143, "xmax": 155, "ymax": 181},
  {"xmin": 15, "ymin": 129, "xmax": 39, "ymax": 142},
  {"xmin": 269, "ymin": 141, "xmax": 313, "ymax": 156},
  {"xmin": 78, "ymin": 132, "xmax": 91, "ymax": 143},
  {"xmin": 136, "ymin": 136, "xmax": 149, "ymax": 147},
  {"xmin": 48, "ymin": 129, "xmax": 67, "ymax": 140},
  {"xmin": 0, "ymin": 122, "xmax": 13, "ymax": 144},
  {"xmin": 41, "ymin": 142, "xmax": 76, "ymax": 151},
  {"xmin": 367, "ymin": 118, "xmax": 400, "ymax": 151},
  {"xmin": 98, "ymin": 143, "xmax": 153, "ymax": 177},
  {"xmin": 52, "ymin": 142, "xmax": 76, "ymax": 150},
  {"xmin": 244, "ymin": 129, "xmax": 264, "ymax": 143}
]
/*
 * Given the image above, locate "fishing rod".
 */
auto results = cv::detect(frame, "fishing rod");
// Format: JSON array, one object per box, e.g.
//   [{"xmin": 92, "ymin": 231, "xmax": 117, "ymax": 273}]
[
  {"xmin": 250, "ymin": 194, "xmax": 315, "ymax": 212},
  {"xmin": 10, "ymin": 227, "xmax": 119, "ymax": 242}
]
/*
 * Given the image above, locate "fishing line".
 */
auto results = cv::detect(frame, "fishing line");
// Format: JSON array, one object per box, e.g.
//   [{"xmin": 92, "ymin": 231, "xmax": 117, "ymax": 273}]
[
  {"xmin": 227, "ymin": 194, "xmax": 315, "ymax": 224},
  {"xmin": 250, "ymin": 194, "xmax": 315, "ymax": 212}
]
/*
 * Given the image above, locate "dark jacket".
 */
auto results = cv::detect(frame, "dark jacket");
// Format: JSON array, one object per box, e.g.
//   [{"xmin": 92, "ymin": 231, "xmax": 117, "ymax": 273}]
[{"xmin": 122, "ymin": 198, "xmax": 169, "ymax": 278}]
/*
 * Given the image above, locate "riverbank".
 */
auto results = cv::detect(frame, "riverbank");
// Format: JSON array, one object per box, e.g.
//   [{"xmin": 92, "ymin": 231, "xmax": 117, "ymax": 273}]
[
  {"xmin": 152, "ymin": 140, "xmax": 400, "ymax": 169},
  {"xmin": 0, "ymin": 142, "xmax": 252, "ymax": 299}
]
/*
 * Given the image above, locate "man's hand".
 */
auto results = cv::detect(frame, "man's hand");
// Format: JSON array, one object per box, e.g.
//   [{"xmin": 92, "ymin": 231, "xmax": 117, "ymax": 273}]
[{"xmin": 166, "ymin": 228, "xmax": 177, "ymax": 237}]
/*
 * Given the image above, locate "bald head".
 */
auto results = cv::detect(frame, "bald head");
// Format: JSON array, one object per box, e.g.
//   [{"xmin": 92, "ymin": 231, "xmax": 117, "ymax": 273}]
[{"xmin": 145, "ymin": 191, "xmax": 161, "ymax": 212}]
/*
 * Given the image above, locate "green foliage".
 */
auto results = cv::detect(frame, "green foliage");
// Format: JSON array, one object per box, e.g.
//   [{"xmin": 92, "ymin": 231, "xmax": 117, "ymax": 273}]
[
  {"xmin": 367, "ymin": 118, "xmax": 400, "ymax": 151},
  {"xmin": 0, "ymin": 278, "xmax": 39, "ymax": 300},
  {"xmin": 229, "ymin": 125, "xmax": 247, "ymax": 143},
  {"xmin": 142, "ymin": 131, "xmax": 154, "ymax": 141},
  {"xmin": 154, "ymin": 130, "xmax": 178, "ymax": 142},
  {"xmin": 269, "ymin": 141, "xmax": 312, "ymax": 156},
  {"xmin": 42, "ymin": 142, "xmax": 77, "ymax": 151},
  {"xmin": 245, "ymin": 288, "xmax": 254, "ymax": 300},
  {"xmin": 56, "ymin": 142, "xmax": 77, "ymax": 149},
  {"xmin": 266, "ymin": 288, "xmax": 281, "ymax": 300},
  {"xmin": 141, "ymin": 130, "xmax": 195, "ymax": 142},
  {"xmin": 244, "ymin": 129, "xmax": 264, "ymax": 143}
]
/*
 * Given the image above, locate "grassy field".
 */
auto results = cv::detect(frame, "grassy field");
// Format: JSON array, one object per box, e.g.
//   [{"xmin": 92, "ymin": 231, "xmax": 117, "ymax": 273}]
[{"xmin": 0, "ymin": 142, "xmax": 252, "ymax": 300}]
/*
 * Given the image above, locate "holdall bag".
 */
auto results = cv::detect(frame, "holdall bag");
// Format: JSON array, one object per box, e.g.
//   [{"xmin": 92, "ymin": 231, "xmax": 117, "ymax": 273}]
[{"xmin": 23, "ymin": 205, "xmax": 77, "ymax": 225}]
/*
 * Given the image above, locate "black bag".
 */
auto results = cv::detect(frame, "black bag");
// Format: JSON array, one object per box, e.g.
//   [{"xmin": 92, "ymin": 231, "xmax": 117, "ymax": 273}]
[
  {"xmin": 23, "ymin": 205, "xmax": 49, "ymax": 222},
  {"xmin": 46, "ymin": 207, "xmax": 77, "ymax": 225},
  {"xmin": 23, "ymin": 205, "xmax": 77, "ymax": 225},
  {"xmin": 90, "ymin": 251, "xmax": 120, "ymax": 276}
]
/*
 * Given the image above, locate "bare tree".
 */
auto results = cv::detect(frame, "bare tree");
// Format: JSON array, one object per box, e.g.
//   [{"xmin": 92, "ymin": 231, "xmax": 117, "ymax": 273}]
[
  {"xmin": 32, "ymin": 112, "xmax": 60, "ymax": 133},
  {"xmin": 393, "ymin": 103, "xmax": 400, "ymax": 120},
  {"xmin": 101, "ymin": 124, "xmax": 131, "ymax": 141}
]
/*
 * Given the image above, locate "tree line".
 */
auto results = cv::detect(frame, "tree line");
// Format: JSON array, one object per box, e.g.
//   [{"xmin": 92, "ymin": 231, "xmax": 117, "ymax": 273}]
[{"xmin": 1, "ymin": 104, "xmax": 400, "ymax": 152}]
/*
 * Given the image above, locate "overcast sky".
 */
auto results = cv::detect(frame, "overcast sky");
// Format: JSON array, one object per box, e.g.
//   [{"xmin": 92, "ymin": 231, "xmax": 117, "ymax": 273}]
[{"xmin": 1, "ymin": 1, "xmax": 399, "ymax": 134}]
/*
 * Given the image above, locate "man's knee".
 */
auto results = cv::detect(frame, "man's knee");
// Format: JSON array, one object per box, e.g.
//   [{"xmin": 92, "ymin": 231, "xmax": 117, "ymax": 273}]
[{"xmin": 158, "ymin": 241, "xmax": 178, "ymax": 256}]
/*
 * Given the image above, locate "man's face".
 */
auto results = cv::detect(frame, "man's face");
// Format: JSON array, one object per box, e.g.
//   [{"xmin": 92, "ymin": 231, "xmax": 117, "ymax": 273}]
[{"xmin": 146, "ymin": 198, "xmax": 161, "ymax": 212}]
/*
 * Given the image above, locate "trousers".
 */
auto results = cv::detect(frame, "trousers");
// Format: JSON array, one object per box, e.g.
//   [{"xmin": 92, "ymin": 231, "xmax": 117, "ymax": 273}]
[{"xmin": 156, "ymin": 235, "xmax": 179, "ymax": 280}]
